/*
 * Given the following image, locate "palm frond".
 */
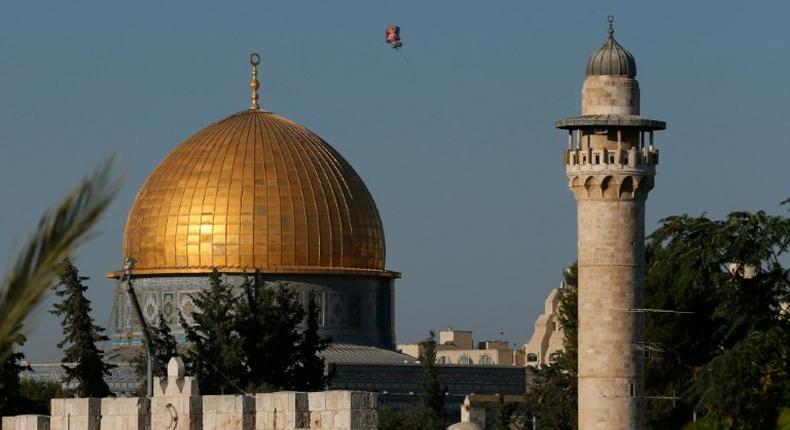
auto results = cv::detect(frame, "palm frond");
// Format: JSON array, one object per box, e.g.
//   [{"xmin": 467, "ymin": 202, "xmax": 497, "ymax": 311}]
[{"xmin": 0, "ymin": 157, "xmax": 122, "ymax": 360}]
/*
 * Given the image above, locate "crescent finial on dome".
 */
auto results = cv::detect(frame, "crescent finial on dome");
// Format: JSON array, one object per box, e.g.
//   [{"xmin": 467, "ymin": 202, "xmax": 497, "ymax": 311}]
[{"xmin": 249, "ymin": 52, "xmax": 261, "ymax": 110}]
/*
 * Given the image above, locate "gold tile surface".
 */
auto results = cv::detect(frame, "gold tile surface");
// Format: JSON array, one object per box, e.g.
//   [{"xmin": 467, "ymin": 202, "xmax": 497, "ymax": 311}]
[{"xmin": 122, "ymin": 110, "xmax": 391, "ymax": 277}]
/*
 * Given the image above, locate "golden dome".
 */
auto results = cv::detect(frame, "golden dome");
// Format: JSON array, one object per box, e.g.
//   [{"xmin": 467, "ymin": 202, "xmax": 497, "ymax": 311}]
[{"xmin": 122, "ymin": 109, "xmax": 392, "ymax": 277}]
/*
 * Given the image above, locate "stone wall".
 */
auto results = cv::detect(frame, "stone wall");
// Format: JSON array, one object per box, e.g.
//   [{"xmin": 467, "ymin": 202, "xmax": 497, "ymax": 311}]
[{"xmin": 4, "ymin": 358, "xmax": 377, "ymax": 430}]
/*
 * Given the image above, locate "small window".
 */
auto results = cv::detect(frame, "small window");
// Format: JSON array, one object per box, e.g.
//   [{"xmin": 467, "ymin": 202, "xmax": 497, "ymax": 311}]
[
  {"xmin": 479, "ymin": 355, "xmax": 493, "ymax": 365},
  {"xmin": 548, "ymin": 352, "xmax": 560, "ymax": 362},
  {"xmin": 437, "ymin": 356, "xmax": 449, "ymax": 364},
  {"xmin": 594, "ymin": 154, "xmax": 600, "ymax": 164},
  {"xmin": 458, "ymin": 355, "xmax": 473, "ymax": 365},
  {"xmin": 527, "ymin": 353, "xmax": 538, "ymax": 362}
]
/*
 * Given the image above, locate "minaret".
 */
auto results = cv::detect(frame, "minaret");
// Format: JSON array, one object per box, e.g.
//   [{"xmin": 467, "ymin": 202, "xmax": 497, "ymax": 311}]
[{"xmin": 555, "ymin": 17, "xmax": 665, "ymax": 429}]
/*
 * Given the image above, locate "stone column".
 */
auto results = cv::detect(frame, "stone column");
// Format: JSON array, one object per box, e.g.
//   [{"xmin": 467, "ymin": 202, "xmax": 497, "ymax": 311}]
[{"xmin": 150, "ymin": 357, "xmax": 202, "ymax": 430}]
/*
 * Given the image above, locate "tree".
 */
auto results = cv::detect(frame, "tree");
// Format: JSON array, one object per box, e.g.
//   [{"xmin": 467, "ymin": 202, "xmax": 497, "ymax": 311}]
[
  {"xmin": 419, "ymin": 331, "xmax": 446, "ymax": 429},
  {"xmin": 180, "ymin": 269, "xmax": 245, "ymax": 394},
  {"xmin": 292, "ymin": 296, "xmax": 331, "ymax": 391},
  {"xmin": 51, "ymin": 260, "xmax": 114, "ymax": 397},
  {"xmin": 0, "ymin": 335, "xmax": 30, "ymax": 417},
  {"xmin": 645, "ymin": 208, "xmax": 790, "ymax": 428},
  {"xmin": 19, "ymin": 379, "xmax": 72, "ymax": 415},
  {"xmin": 131, "ymin": 313, "xmax": 178, "ymax": 394}
]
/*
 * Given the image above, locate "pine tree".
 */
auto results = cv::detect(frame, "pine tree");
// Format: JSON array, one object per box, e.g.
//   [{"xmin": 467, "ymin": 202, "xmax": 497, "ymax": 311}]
[
  {"xmin": 180, "ymin": 269, "xmax": 244, "ymax": 394},
  {"xmin": 292, "ymin": 296, "xmax": 331, "ymax": 391},
  {"xmin": 419, "ymin": 331, "xmax": 446, "ymax": 428},
  {"xmin": 51, "ymin": 260, "xmax": 114, "ymax": 397},
  {"xmin": 131, "ymin": 313, "xmax": 178, "ymax": 394},
  {"xmin": 234, "ymin": 273, "xmax": 305, "ymax": 391}
]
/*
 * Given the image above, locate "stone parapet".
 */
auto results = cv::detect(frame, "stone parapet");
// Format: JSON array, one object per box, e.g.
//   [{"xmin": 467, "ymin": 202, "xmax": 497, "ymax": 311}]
[
  {"xmin": 50, "ymin": 398, "xmax": 101, "ymax": 430},
  {"xmin": 202, "ymin": 395, "xmax": 254, "ymax": 430},
  {"xmin": 255, "ymin": 391, "xmax": 308, "ymax": 430},
  {"xmin": 2, "ymin": 415, "xmax": 50, "ymax": 430},
  {"xmin": 100, "ymin": 397, "xmax": 150, "ymax": 430},
  {"xmin": 308, "ymin": 392, "xmax": 377, "ymax": 430}
]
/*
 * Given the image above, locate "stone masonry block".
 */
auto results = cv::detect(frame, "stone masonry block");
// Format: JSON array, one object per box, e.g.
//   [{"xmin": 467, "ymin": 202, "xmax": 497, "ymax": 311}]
[
  {"xmin": 1, "ymin": 415, "xmax": 50, "ymax": 430},
  {"xmin": 100, "ymin": 397, "xmax": 150, "ymax": 430},
  {"xmin": 202, "ymin": 395, "xmax": 254, "ymax": 430},
  {"xmin": 50, "ymin": 398, "xmax": 100, "ymax": 430}
]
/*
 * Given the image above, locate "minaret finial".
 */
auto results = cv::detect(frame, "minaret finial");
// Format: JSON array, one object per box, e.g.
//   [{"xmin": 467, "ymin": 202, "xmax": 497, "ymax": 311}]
[
  {"xmin": 607, "ymin": 15, "xmax": 614, "ymax": 36},
  {"xmin": 249, "ymin": 53, "xmax": 261, "ymax": 110}
]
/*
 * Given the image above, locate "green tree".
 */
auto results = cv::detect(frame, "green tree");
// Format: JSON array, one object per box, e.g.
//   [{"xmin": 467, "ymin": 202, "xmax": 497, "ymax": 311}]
[
  {"xmin": 645, "ymin": 208, "xmax": 790, "ymax": 429},
  {"xmin": 51, "ymin": 260, "xmax": 115, "ymax": 397},
  {"xmin": 180, "ymin": 269, "xmax": 245, "ymax": 394},
  {"xmin": 0, "ymin": 335, "xmax": 30, "ymax": 417},
  {"xmin": 419, "ymin": 331, "xmax": 446, "ymax": 428},
  {"xmin": 19, "ymin": 379, "xmax": 72, "ymax": 415},
  {"xmin": 292, "ymin": 295, "xmax": 331, "ymax": 391},
  {"xmin": 131, "ymin": 313, "xmax": 178, "ymax": 394}
]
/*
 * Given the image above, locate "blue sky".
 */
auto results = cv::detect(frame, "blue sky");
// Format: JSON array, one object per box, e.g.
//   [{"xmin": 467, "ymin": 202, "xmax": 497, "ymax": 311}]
[{"xmin": 1, "ymin": 1, "xmax": 788, "ymax": 361}]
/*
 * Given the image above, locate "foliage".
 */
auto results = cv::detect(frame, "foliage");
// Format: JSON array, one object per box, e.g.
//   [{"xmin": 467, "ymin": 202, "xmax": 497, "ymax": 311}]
[
  {"xmin": 419, "ymin": 331, "xmax": 446, "ymax": 427},
  {"xmin": 180, "ymin": 269, "xmax": 245, "ymax": 394},
  {"xmin": 0, "ymin": 335, "xmax": 30, "ymax": 417},
  {"xmin": 377, "ymin": 405, "xmax": 447, "ymax": 430},
  {"xmin": 234, "ymin": 273, "xmax": 305, "ymax": 391},
  {"xmin": 646, "ymin": 209, "xmax": 790, "ymax": 429},
  {"xmin": 180, "ymin": 270, "xmax": 331, "ymax": 394},
  {"xmin": 292, "ymin": 295, "xmax": 331, "ymax": 391},
  {"xmin": 19, "ymin": 379, "xmax": 72, "ymax": 415},
  {"xmin": 51, "ymin": 260, "xmax": 115, "ymax": 397},
  {"xmin": 0, "ymin": 158, "xmax": 119, "ymax": 362},
  {"xmin": 131, "ymin": 312, "xmax": 178, "ymax": 395},
  {"xmin": 495, "ymin": 399, "xmax": 521, "ymax": 430}
]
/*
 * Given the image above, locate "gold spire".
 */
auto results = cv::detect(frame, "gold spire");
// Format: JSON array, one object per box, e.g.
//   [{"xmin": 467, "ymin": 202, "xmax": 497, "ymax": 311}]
[{"xmin": 249, "ymin": 53, "xmax": 261, "ymax": 110}]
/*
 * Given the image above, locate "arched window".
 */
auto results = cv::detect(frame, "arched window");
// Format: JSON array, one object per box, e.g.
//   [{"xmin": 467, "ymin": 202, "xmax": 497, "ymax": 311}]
[
  {"xmin": 527, "ymin": 353, "xmax": 538, "ymax": 362},
  {"xmin": 458, "ymin": 355, "xmax": 473, "ymax": 365},
  {"xmin": 478, "ymin": 355, "xmax": 493, "ymax": 365},
  {"xmin": 437, "ymin": 356, "xmax": 449, "ymax": 364}
]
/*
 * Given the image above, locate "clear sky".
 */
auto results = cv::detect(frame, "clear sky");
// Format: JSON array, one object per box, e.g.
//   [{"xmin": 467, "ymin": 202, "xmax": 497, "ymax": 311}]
[{"xmin": 1, "ymin": 1, "xmax": 788, "ymax": 362}]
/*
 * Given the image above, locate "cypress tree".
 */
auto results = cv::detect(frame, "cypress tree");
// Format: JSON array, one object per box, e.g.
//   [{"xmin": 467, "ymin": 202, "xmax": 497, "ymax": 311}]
[
  {"xmin": 292, "ymin": 296, "xmax": 331, "ymax": 391},
  {"xmin": 180, "ymin": 269, "xmax": 244, "ymax": 394},
  {"xmin": 0, "ymin": 334, "xmax": 30, "ymax": 416},
  {"xmin": 419, "ymin": 331, "xmax": 446, "ymax": 427},
  {"xmin": 51, "ymin": 260, "xmax": 114, "ymax": 397}
]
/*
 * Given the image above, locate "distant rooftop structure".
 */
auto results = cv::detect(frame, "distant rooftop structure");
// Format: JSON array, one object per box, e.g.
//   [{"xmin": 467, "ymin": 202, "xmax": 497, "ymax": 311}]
[{"xmin": 397, "ymin": 327, "xmax": 524, "ymax": 366}]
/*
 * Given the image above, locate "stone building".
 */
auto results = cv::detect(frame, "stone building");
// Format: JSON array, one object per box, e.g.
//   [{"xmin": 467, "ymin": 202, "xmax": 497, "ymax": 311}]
[
  {"xmin": 397, "ymin": 327, "xmax": 525, "ymax": 366},
  {"xmin": 523, "ymin": 286, "xmax": 566, "ymax": 367},
  {"xmin": 107, "ymin": 54, "xmax": 398, "ymax": 350},
  {"xmin": 554, "ymin": 17, "xmax": 665, "ymax": 429}
]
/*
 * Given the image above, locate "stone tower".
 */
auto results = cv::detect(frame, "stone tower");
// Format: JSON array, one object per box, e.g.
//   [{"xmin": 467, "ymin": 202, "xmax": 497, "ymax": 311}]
[{"xmin": 555, "ymin": 18, "xmax": 665, "ymax": 429}]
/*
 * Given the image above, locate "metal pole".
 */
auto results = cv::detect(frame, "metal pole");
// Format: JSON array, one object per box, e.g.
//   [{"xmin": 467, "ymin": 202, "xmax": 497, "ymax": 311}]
[{"xmin": 122, "ymin": 258, "xmax": 155, "ymax": 397}]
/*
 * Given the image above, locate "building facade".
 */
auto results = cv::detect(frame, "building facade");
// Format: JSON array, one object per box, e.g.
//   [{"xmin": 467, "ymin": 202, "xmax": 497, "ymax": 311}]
[
  {"xmin": 523, "ymin": 286, "xmax": 566, "ymax": 367},
  {"xmin": 398, "ymin": 327, "xmax": 525, "ymax": 366},
  {"xmin": 554, "ymin": 18, "xmax": 665, "ymax": 429}
]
